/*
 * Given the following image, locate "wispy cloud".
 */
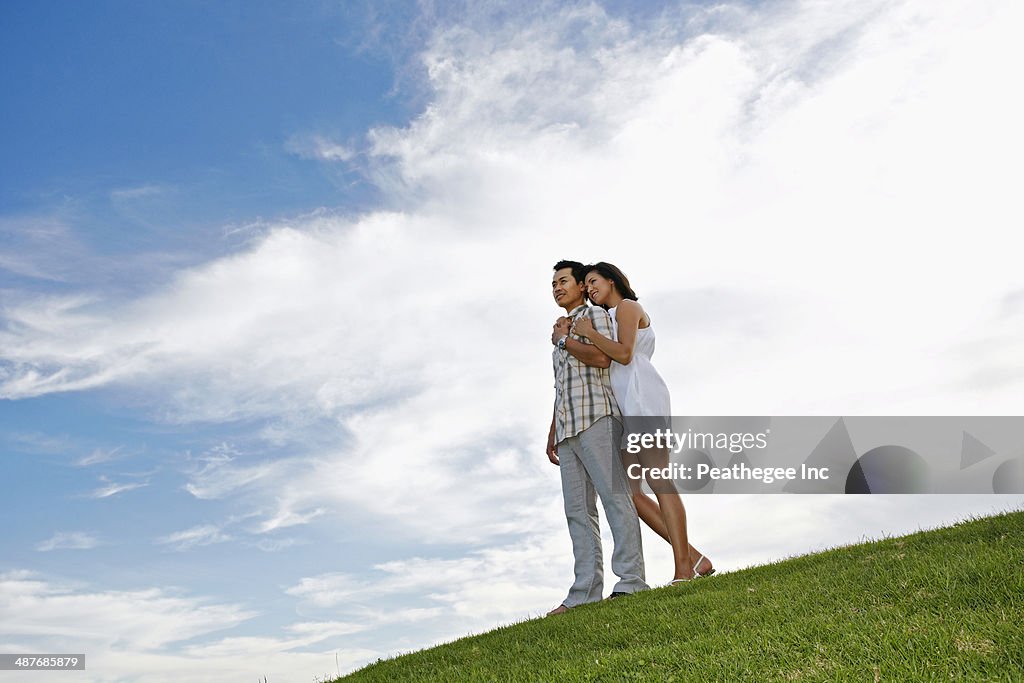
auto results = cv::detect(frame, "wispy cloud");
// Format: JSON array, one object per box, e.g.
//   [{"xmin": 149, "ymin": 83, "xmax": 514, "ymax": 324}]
[
  {"xmin": 156, "ymin": 524, "xmax": 232, "ymax": 551},
  {"xmin": 89, "ymin": 475, "xmax": 150, "ymax": 499},
  {"xmin": 35, "ymin": 531, "xmax": 100, "ymax": 552},
  {"xmin": 179, "ymin": 444, "xmax": 327, "ymax": 536},
  {"xmin": 0, "ymin": 430, "xmax": 75, "ymax": 455},
  {"xmin": 248, "ymin": 537, "xmax": 308, "ymax": 553},
  {"xmin": 285, "ymin": 133, "xmax": 356, "ymax": 162},
  {"xmin": 0, "ymin": 214, "xmax": 79, "ymax": 282},
  {"xmin": 254, "ymin": 500, "xmax": 327, "ymax": 533},
  {"xmin": 75, "ymin": 446, "xmax": 124, "ymax": 467},
  {"xmin": 0, "ymin": 251, "xmax": 66, "ymax": 281},
  {"xmin": 182, "ymin": 443, "xmax": 277, "ymax": 500},
  {"xmin": 109, "ymin": 184, "xmax": 170, "ymax": 201}
]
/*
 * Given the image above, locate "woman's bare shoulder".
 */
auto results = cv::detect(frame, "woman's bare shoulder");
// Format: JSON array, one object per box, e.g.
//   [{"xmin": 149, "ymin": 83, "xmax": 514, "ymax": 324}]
[
  {"xmin": 616, "ymin": 299, "xmax": 650, "ymax": 328},
  {"xmin": 615, "ymin": 299, "xmax": 644, "ymax": 317}
]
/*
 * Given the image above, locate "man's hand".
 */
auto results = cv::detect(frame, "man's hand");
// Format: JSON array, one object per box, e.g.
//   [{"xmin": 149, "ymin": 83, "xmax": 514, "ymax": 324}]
[
  {"xmin": 550, "ymin": 316, "xmax": 571, "ymax": 345},
  {"xmin": 546, "ymin": 425, "xmax": 559, "ymax": 465}
]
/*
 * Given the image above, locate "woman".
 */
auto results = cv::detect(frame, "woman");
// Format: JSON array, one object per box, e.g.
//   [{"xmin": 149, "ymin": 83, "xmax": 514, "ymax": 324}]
[{"xmin": 573, "ymin": 262, "xmax": 713, "ymax": 583}]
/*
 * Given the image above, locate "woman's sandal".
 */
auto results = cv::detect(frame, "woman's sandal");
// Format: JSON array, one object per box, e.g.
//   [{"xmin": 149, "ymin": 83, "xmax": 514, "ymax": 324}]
[{"xmin": 693, "ymin": 554, "xmax": 716, "ymax": 578}]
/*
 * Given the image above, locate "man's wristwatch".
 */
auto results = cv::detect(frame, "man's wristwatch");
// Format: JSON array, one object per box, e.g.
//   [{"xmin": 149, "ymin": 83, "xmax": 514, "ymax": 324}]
[{"xmin": 557, "ymin": 335, "xmax": 568, "ymax": 350}]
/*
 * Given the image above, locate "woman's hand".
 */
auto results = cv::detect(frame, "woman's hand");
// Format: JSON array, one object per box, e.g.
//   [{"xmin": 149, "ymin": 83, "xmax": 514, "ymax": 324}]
[{"xmin": 573, "ymin": 316, "xmax": 595, "ymax": 338}]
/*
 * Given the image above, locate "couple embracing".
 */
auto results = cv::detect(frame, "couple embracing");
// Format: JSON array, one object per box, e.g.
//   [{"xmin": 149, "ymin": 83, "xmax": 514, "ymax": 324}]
[{"xmin": 546, "ymin": 260, "xmax": 713, "ymax": 616}]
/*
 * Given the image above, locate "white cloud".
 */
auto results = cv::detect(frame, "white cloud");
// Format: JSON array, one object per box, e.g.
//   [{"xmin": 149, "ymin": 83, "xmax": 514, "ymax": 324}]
[
  {"xmin": 156, "ymin": 524, "xmax": 232, "ymax": 551},
  {"xmin": 0, "ymin": 570, "xmax": 255, "ymax": 651},
  {"xmin": 88, "ymin": 475, "xmax": 149, "ymax": 499},
  {"xmin": 254, "ymin": 500, "xmax": 327, "ymax": 533},
  {"xmin": 248, "ymin": 536, "xmax": 308, "ymax": 552},
  {"xmin": 285, "ymin": 133, "xmax": 357, "ymax": 161},
  {"xmin": 75, "ymin": 446, "xmax": 124, "ymax": 467},
  {"xmin": 180, "ymin": 443, "xmax": 330, "ymax": 535},
  {"xmin": 109, "ymin": 184, "xmax": 169, "ymax": 201},
  {"xmin": 0, "ymin": 570, "xmax": 376, "ymax": 683},
  {"xmin": 285, "ymin": 620, "xmax": 369, "ymax": 638},
  {"xmin": 2, "ymin": 0, "xmax": 1019, "ymax": 414},
  {"xmin": 0, "ymin": 430, "xmax": 74, "ymax": 455},
  {"xmin": 35, "ymin": 532, "xmax": 100, "ymax": 552},
  {"xmin": 283, "ymin": 528, "xmax": 574, "ymax": 658},
  {"xmin": 287, "ymin": 532, "xmax": 567, "ymax": 616},
  {"xmin": 182, "ymin": 443, "xmax": 278, "ymax": 500},
  {"xmin": 0, "ymin": 214, "xmax": 80, "ymax": 282}
]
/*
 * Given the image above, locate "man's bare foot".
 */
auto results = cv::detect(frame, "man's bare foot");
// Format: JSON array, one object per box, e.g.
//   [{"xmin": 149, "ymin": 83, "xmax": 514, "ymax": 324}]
[{"xmin": 546, "ymin": 604, "xmax": 571, "ymax": 616}]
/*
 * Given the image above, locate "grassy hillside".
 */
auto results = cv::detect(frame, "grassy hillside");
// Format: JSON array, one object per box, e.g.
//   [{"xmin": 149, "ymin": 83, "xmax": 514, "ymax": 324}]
[{"xmin": 338, "ymin": 510, "xmax": 1024, "ymax": 682}]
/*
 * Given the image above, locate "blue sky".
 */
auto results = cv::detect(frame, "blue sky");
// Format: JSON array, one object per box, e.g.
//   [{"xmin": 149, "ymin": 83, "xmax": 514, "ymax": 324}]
[
  {"xmin": 3, "ymin": 0, "xmax": 1024, "ymax": 681},
  {"xmin": 2, "ymin": 1, "xmax": 401, "ymax": 203}
]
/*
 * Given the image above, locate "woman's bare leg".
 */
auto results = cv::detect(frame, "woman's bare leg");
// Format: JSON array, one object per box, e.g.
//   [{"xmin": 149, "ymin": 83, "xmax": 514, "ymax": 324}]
[
  {"xmin": 623, "ymin": 447, "xmax": 671, "ymax": 538},
  {"xmin": 633, "ymin": 488, "xmax": 670, "ymax": 541},
  {"xmin": 622, "ymin": 448, "xmax": 713, "ymax": 579},
  {"xmin": 640, "ymin": 446, "xmax": 691, "ymax": 580}
]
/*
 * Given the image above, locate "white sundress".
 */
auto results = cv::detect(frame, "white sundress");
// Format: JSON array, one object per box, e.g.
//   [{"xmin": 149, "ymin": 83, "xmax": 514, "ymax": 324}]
[{"xmin": 608, "ymin": 306, "xmax": 672, "ymax": 418}]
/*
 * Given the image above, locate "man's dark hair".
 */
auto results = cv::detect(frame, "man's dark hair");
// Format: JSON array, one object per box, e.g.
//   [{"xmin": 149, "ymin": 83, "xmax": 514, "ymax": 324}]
[
  {"xmin": 553, "ymin": 260, "xmax": 587, "ymax": 284},
  {"xmin": 584, "ymin": 262, "xmax": 639, "ymax": 303}
]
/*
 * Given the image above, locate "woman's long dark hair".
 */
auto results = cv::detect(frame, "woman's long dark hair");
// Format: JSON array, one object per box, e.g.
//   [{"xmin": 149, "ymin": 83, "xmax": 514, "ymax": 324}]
[{"xmin": 585, "ymin": 262, "xmax": 639, "ymax": 306}]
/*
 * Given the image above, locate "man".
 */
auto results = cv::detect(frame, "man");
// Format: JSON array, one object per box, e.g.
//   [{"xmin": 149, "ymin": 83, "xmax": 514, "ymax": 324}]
[{"xmin": 546, "ymin": 260, "xmax": 648, "ymax": 616}]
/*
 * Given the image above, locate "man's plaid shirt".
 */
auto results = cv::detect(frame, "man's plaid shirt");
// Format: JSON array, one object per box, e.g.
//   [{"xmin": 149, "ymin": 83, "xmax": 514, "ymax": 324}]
[{"xmin": 552, "ymin": 304, "xmax": 621, "ymax": 443}]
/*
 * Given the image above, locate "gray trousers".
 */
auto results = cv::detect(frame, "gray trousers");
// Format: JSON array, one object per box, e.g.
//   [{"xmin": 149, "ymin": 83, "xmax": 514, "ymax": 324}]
[{"xmin": 558, "ymin": 416, "xmax": 648, "ymax": 607}]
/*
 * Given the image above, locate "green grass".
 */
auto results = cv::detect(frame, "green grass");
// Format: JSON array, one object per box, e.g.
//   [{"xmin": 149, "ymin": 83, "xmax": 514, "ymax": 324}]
[{"xmin": 337, "ymin": 510, "xmax": 1024, "ymax": 682}]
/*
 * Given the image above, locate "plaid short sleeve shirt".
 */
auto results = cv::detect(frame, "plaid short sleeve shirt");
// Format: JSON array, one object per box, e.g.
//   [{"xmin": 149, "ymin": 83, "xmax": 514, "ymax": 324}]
[{"xmin": 552, "ymin": 304, "xmax": 621, "ymax": 443}]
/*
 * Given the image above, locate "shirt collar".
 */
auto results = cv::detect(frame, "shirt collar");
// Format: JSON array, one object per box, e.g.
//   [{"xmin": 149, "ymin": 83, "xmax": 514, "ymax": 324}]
[{"xmin": 567, "ymin": 304, "xmax": 589, "ymax": 319}]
